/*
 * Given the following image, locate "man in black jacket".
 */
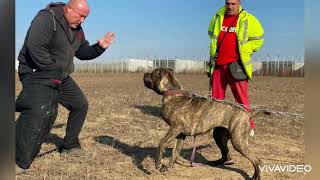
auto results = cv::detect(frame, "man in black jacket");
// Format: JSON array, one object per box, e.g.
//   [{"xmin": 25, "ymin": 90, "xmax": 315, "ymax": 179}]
[{"xmin": 15, "ymin": 0, "xmax": 115, "ymax": 173}]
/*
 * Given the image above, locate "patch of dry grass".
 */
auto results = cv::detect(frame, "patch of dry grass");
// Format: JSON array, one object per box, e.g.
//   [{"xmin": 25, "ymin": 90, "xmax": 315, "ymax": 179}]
[{"xmin": 15, "ymin": 74, "xmax": 304, "ymax": 179}]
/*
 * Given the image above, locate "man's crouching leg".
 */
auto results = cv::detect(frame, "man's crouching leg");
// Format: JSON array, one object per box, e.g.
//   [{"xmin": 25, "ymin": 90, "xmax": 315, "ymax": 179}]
[{"xmin": 15, "ymin": 82, "xmax": 59, "ymax": 170}]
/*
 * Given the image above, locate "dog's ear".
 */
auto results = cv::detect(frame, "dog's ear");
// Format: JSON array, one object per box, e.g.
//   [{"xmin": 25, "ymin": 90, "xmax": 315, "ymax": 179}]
[{"xmin": 167, "ymin": 68, "xmax": 174, "ymax": 75}]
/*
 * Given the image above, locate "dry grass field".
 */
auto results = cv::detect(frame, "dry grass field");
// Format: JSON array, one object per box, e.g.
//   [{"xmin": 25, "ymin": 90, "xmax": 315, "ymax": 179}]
[{"xmin": 16, "ymin": 73, "xmax": 304, "ymax": 180}]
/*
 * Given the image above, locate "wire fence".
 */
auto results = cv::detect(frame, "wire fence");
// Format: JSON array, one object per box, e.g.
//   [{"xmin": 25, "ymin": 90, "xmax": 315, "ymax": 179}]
[{"xmin": 73, "ymin": 56, "xmax": 304, "ymax": 77}]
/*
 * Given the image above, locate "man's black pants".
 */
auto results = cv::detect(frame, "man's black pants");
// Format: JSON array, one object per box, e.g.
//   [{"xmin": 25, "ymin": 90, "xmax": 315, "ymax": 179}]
[{"xmin": 15, "ymin": 76, "xmax": 88, "ymax": 169}]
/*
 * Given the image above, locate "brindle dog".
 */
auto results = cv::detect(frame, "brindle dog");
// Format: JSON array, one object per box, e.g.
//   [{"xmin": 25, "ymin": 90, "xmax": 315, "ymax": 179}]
[{"xmin": 143, "ymin": 68, "xmax": 261, "ymax": 180}]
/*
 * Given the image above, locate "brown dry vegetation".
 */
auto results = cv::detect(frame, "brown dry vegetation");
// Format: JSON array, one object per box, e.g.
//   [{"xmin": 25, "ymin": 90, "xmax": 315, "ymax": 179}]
[{"xmin": 16, "ymin": 73, "xmax": 304, "ymax": 180}]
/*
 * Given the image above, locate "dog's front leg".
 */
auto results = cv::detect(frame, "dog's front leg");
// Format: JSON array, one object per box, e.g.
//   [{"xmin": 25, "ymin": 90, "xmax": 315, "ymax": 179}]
[
  {"xmin": 168, "ymin": 138, "xmax": 181, "ymax": 168},
  {"xmin": 156, "ymin": 126, "xmax": 182, "ymax": 171},
  {"xmin": 168, "ymin": 134, "xmax": 186, "ymax": 168}
]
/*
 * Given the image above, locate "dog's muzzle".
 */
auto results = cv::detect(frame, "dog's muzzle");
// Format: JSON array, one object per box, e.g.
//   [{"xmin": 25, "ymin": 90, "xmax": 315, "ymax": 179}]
[{"xmin": 143, "ymin": 73, "xmax": 153, "ymax": 89}]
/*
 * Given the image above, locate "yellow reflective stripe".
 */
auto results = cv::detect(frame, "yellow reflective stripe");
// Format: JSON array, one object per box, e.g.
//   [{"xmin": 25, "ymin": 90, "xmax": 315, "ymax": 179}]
[
  {"xmin": 213, "ymin": 35, "xmax": 219, "ymax": 40},
  {"xmin": 248, "ymin": 36, "xmax": 264, "ymax": 41},
  {"xmin": 239, "ymin": 36, "xmax": 264, "ymax": 45},
  {"xmin": 239, "ymin": 40, "xmax": 247, "ymax": 45},
  {"xmin": 242, "ymin": 20, "xmax": 248, "ymax": 42},
  {"xmin": 239, "ymin": 20, "xmax": 248, "ymax": 45}
]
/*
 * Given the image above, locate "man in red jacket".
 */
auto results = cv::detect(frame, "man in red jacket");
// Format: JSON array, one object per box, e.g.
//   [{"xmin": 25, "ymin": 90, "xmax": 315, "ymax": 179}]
[{"xmin": 207, "ymin": 0, "xmax": 264, "ymax": 166}]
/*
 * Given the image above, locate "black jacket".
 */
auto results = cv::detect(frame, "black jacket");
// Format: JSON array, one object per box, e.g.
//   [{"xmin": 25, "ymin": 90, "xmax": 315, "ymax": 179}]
[{"xmin": 18, "ymin": 2, "xmax": 105, "ymax": 80}]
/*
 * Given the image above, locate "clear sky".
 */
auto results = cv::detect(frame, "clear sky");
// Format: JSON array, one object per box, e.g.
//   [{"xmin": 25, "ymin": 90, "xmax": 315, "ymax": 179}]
[{"xmin": 16, "ymin": 0, "xmax": 304, "ymax": 62}]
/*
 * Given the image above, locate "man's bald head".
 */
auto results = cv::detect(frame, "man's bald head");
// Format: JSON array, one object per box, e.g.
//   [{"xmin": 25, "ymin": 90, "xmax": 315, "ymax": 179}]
[
  {"xmin": 64, "ymin": 0, "xmax": 90, "ymax": 29},
  {"xmin": 225, "ymin": 0, "xmax": 241, "ymax": 16},
  {"xmin": 68, "ymin": 0, "xmax": 90, "ymax": 14}
]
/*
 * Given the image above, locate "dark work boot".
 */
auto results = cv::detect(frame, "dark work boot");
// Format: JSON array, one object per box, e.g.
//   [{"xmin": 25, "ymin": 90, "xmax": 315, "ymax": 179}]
[{"xmin": 59, "ymin": 147, "xmax": 92, "ymax": 158}]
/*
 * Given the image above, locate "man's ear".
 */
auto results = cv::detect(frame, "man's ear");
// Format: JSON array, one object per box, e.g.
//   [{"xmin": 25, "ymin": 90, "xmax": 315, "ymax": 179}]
[{"xmin": 65, "ymin": 5, "xmax": 72, "ymax": 13}]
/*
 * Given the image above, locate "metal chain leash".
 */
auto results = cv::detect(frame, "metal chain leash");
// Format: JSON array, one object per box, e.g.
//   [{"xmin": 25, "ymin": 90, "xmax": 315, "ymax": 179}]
[
  {"xmin": 248, "ymin": 105, "xmax": 304, "ymax": 119},
  {"xmin": 192, "ymin": 93, "xmax": 304, "ymax": 120}
]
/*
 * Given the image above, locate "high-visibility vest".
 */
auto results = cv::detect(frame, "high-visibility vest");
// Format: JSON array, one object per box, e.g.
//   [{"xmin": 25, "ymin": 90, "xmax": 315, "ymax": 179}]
[{"xmin": 208, "ymin": 6, "xmax": 264, "ymax": 79}]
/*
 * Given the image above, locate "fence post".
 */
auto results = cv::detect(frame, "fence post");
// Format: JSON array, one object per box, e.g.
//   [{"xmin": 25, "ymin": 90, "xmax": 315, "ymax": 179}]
[
  {"xmin": 286, "ymin": 58, "xmax": 288, "ymax": 76},
  {"xmin": 266, "ymin": 56, "xmax": 269, "ymax": 76},
  {"xmin": 121, "ymin": 57, "xmax": 123, "ymax": 73},
  {"xmin": 274, "ymin": 57, "xmax": 277, "ymax": 76},
  {"xmin": 277, "ymin": 57, "xmax": 279, "ymax": 77},
  {"xmin": 146, "ymin": 57, "xmax": 148, "ymax": 72},
  {"xmin": 274, "ymin": 58, "xmax": 276, "ymax": 76},
  {"xmin": 166, "ymin": 57, "xmax": 168, "ymax": 68},
  {"xmin": 301, "ymin": 56, "xmax": 303, "ymax": 77}
]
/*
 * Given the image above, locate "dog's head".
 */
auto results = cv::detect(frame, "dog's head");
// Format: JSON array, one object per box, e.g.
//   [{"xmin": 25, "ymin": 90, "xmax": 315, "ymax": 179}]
[{"xmin": 143, "ymin": 68, "xmax": 182, "ymax": 95}]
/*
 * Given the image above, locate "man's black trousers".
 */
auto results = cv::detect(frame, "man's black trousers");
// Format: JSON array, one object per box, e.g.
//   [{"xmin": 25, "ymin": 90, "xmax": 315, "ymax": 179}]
[{"xmin": 15, "ymin": 76, "xmax": 88, "ymax": 169}]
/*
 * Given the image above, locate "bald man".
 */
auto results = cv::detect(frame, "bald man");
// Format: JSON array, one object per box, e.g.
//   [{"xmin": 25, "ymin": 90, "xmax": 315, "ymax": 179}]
[
  {"xmin": 207, "ymin": 0, "xmax": 264, "ymax": 167},
  {"xmin": 16, "ymin": 0, "xmax": 115, "ymax": 173}
]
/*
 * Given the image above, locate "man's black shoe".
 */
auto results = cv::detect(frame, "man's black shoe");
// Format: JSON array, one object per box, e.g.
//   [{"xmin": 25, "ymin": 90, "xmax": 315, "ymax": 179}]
[{"xmin": 59, "ymin": 147, "xmax": 92, "ymax": 158}]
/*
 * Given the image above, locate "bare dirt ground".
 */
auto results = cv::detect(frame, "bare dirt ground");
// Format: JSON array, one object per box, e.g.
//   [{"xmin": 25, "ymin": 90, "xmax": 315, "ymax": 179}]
[{"xmin": 16, "ymin": 73, "xmax": 304, "ymax": 180}]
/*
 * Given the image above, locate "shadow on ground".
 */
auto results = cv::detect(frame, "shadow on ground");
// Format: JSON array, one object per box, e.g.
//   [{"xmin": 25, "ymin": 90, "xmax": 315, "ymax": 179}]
[
  {"xmin": 95, "ymin": 135, "xmax": 250, "ymax": 179},
  {"xmin": 133, "ymin": 105, "xmax": 161, "ymax": 118}
]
